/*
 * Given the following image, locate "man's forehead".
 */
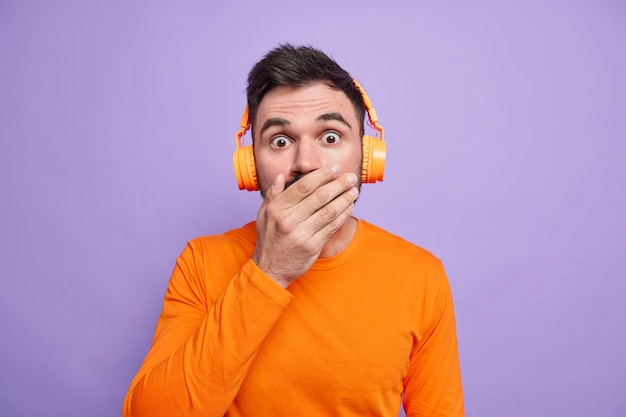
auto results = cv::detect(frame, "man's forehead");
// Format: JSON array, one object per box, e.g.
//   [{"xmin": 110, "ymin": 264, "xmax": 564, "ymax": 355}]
[
  {"xmin": 258, "ymin": 112, "xmax": 353, "ymax": 137},
  {"xmin": 254, "ymin": 83, "xmax": 357, "ymax": 124}
]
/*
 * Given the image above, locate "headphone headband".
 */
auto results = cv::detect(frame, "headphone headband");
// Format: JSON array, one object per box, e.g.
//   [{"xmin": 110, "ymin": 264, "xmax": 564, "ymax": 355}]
[
  {"xmin": 352, "ymin": 80, "xmax": 384, "ymax": 142},
  {"xmin": 235, "ymin": 105, "xmax": 250, "ymax": 150}
]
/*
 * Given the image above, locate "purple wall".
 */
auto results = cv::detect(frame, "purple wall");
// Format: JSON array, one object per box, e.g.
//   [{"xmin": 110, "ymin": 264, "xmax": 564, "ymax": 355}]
[{"xmin": 1, "ymin": 1, "xmax": 625, "ymax": 416}]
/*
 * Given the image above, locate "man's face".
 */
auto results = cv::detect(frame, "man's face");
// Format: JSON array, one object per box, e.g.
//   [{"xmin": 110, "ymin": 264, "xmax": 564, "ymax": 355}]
[{"xmin": 252, "ymin": 82, "xmax": 363, "ymax": 197}]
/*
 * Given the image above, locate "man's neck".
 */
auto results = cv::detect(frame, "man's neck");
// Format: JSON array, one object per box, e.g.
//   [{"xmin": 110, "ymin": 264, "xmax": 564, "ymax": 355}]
[{"xmin": 319, "ymin": 216, "xmax": 357, "ymax": 259}]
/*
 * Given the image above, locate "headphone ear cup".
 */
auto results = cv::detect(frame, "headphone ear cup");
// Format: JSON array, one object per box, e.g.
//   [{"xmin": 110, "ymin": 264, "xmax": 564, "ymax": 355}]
[
  {"xmin": 233, "ymin": 145, "xmax": 259, "ymax": 191},
  {"xmin": 361, "ymin": 135, "xmax": 386, "ymax": 183}
]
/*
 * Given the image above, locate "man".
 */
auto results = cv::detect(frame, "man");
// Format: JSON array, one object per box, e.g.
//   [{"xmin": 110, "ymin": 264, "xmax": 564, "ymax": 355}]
[{"xmin": 123, "ymin": 44, "xmax": 464, "ymax": 416}]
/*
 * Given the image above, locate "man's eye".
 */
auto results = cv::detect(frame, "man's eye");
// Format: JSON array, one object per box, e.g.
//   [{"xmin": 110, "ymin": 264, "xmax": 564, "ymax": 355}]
[
  {"xmin": 270, "ymin": 136, "xmax": 291, "ymax": 148},
  {"xmin": 321, "ymin": 132, "xmax": 340, "ymax": 144}
]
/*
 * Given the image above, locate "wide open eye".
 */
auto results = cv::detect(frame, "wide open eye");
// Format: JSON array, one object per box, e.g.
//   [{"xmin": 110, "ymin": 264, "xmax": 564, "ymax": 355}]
[
  {"xmin": 321, "ymin": 132, "xmax": 341, "ymax": 145},
  {"xmin": 270, "ymin": 136, "xmax": 292, "ymax": 148}
]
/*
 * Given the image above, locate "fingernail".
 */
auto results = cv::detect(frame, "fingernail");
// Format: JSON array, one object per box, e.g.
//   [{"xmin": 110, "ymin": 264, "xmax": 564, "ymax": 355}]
[
  {"xmin": 271, "ymin": 174, "xmax": 283, "ymax": 189},
  {"xmin": 346, "ymin": 173, "xmax": 357, "ymax": 184},
  {"xmin": 331, "ymin": 164, "xmax": 341, "ymax": 175},
  {"xmin": 350, "ymin": 187, "xmax": 358, "ymax": 197}
]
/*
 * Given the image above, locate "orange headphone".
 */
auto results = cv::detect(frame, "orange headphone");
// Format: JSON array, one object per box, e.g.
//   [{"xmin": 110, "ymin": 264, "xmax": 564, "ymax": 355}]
[{"xmin": 233, "ymin": 80, "xmax": 386, "ymax": 191}]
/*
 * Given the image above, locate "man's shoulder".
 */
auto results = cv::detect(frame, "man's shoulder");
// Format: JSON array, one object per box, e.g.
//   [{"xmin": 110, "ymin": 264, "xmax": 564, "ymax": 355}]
[
  {"xmin": 359, "ymin": 220, "xmax": 442, "ymax": 266},
  {"xmin": 184, "ymin": 221, "xmax": 257, "ymax": 256}
]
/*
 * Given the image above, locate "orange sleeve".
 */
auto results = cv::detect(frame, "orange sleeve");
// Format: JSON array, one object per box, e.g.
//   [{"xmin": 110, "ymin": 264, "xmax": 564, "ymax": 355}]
[
  {"xmin": 122, "ymin": 241, "xmax": 293, "ymax": 417},
  {"xmin": 403, "ymin": 261, "xmax": 464, "ymax": 417}
]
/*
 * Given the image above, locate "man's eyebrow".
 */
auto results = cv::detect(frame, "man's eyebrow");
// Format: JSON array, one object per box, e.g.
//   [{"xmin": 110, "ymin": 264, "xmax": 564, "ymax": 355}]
[
  {"xmin": 317, "ymin": 112, "xmax": 352, "ymax": 129},
  {"xmin": 259, "ymin": 113, "xmax": 352, "ymax": 136},
  {"xmin": 259, "ymin": 118, "xmax": 291, "ymax": 136}
]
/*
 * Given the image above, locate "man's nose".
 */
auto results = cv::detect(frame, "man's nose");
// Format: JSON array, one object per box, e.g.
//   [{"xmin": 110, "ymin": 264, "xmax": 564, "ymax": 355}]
[{"xmin": 291, "ymin": 139, "xmax": 322, "ymax": 175}]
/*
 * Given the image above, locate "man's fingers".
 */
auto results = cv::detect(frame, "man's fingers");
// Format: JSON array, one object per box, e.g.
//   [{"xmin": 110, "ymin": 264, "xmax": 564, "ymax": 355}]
[
  {"xmin": 281, "ymin": 164, "xmax": 342, "ymax": 203},
  {"xmin": 265, "ymin": 173, "xmax": 285, "ymax": 200},
  {"xmin": 319, "ymin": 186, "xmax": 358, "ymax": 221},
  {"xmin": 308, "ymin": 194, "xmax": 357, "ymax": 246},
  {"xmin": 302, "ymin": 185, "xmax": 358, "ymax": 236},
  {"xmin": 308, "ymin": 172, "xmax": 357, "ymax": 207}
]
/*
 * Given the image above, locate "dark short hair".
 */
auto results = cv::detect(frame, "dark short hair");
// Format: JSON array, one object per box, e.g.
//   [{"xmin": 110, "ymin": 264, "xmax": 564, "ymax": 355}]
[{"xmin": 246, "ymin": 44, "xmax": 366, "ymax": 136}]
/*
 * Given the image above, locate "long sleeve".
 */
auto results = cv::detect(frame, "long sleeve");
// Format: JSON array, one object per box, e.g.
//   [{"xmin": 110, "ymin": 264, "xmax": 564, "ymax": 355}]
[
  {"xmin": 402, "ymin": 261, "xmax": 464, "ymax": 417},
  {"xmin": 123, "ymin": 238, "xmax": 293, "ymax": 417}
]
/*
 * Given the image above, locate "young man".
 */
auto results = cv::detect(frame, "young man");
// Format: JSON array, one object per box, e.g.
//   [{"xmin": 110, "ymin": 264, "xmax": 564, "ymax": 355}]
[{"xmin": 123, "ymin": 44, "xmax": 464, "ymax": 417}]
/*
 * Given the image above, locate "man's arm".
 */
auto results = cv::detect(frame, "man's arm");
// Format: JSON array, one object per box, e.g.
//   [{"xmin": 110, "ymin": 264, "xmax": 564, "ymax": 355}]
[
  {"xmin": 402, "ymin": 262, "xmax": 464, "ymax": 417},
  {"xmin": 123, "ymin": 246, "xmax": 293, "ymax": 417}
]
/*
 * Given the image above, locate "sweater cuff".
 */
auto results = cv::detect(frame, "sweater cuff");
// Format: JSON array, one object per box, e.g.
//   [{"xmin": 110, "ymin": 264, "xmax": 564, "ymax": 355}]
[{"xmin": 242, "ymin": 259, "xmax": 294, "ymax": 308}]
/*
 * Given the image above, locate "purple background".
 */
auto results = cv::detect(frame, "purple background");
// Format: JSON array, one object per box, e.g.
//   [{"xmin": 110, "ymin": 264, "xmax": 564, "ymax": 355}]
[{"xmin": 1, "ymin": 1, "xmax": 625, "ymax": 416}]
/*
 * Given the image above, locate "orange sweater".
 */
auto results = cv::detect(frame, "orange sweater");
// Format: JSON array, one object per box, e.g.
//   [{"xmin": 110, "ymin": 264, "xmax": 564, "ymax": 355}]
[{"xmin": 123, "ymin": 219, "xmax": 463, "ymax": 416}]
